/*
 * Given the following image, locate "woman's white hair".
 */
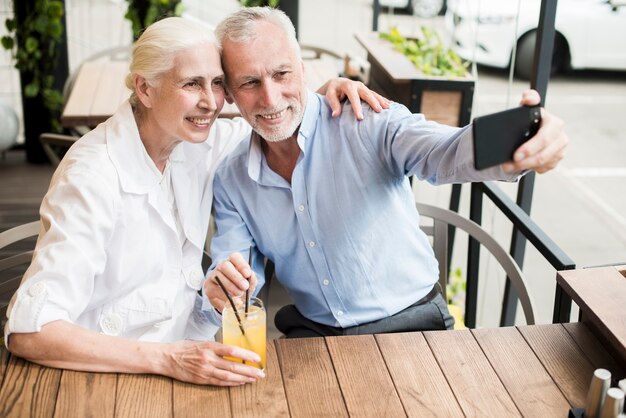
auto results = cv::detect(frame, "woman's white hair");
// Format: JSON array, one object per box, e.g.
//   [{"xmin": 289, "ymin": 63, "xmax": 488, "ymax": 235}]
[
  {"xmin": 125, "ymin": 17, "xmax": 216, "ymax": 106},
  {"xmin": 215, "ymin": 7, "xmax": 300, "ymax": 59}
]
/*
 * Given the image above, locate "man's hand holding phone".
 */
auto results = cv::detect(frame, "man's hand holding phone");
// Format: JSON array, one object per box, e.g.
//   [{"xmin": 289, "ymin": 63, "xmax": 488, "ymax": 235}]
[{"xmin": 473, "ymin": 89, "xmax": 568, "ymax": 174}]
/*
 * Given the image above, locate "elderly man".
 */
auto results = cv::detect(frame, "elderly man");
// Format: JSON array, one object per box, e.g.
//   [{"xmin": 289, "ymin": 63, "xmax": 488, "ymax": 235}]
[{"xmin": 204, "ymin": 7, "xmax": 568, "ymax": 338}]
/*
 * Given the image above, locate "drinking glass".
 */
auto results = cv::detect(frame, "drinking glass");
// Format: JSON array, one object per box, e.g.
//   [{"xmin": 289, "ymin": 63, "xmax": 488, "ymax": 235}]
[{"xmin": 222, "ymin": 296, "xmax": 266, "ymax": 370}]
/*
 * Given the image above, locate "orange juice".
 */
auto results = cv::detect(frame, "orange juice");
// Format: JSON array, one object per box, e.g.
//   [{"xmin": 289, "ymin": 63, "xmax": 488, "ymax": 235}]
[{"xmin": 222, "ymin": 297, "xmax": 266, "ymax": 370}]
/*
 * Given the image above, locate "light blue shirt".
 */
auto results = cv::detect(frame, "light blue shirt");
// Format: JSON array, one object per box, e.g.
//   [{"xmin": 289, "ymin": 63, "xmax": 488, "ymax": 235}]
[{"xmin": 209, "ymin": 91, "xmax": 518, "ymax": 328}]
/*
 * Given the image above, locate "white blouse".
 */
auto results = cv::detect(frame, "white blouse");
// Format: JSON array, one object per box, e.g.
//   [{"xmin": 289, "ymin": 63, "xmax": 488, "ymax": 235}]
[{"xmin": 5, "ymin": 101, "xmax": 250, "ymax": 343}]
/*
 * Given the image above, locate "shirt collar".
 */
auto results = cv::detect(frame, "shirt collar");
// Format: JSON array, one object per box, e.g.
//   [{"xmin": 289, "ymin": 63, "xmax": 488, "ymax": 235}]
[
  {"xmin": 247, "ymin": 90, "xmax": 319, "ymax": 183},
  {"xmin": 106, "ymin": 100, "xmax": 206, "ymax": 194},
  {"xmin": 298, "ymin": 89, "xmax": 320, "ymax": 144}
]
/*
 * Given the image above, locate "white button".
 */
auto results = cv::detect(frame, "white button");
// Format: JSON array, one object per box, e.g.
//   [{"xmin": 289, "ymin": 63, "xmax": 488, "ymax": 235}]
[
  {"xmin": 298, "ymin": 205, "xmax": 305, "ymax": 212},
  {"xmin": 100, "ymin": 313, "xmax": 123, "ymax": 336},
  {"xmin": 308, "ymin": 241, "xmax": 315, "ymax": 247},
  {"xmin": 28, "ymin": 282, "xmax": 45, "ymax": 297},
  {"xmin": 322, "ymin": 279, "xmax": 330, "ymax": 286},
  {"xmin": 337, "ymin": 310, "xmax": 344, "ymax": 316}
]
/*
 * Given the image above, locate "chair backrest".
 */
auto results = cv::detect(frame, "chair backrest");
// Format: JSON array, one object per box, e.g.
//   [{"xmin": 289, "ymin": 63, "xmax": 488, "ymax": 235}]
[
  {"xmin": 0, "ymin": 221, "xmax": 40, "ymax": 319},
  {"xmin": 39, "ymin": 133, "xmax": 78, "ymax": 167},
  {"xmin": 416, "ymin": 202, "xmax": 536, "ymax": 325}
]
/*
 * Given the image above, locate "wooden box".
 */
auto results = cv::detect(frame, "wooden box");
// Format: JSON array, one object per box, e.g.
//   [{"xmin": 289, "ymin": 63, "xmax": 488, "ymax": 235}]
[{"xmin": 355, "ymin": 32, "xmax": 474, "ymax": 127}]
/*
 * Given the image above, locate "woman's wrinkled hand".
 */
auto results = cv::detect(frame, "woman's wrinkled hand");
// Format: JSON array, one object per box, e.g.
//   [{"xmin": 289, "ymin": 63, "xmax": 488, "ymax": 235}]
[
  {"xmin": 318, "ymin": 77, "xmax": 390, "ymax": 120},
  {"xmin": 163, "ymin": 340, "xmax": 265, "ymax": 386}
]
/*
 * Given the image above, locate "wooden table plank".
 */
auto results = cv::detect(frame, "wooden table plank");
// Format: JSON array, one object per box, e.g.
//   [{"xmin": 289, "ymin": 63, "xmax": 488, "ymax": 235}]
[
  {"xmin": 228, "ymin": 341, "xmax": 289, "ymax": 418},
  {"xmin": 518, "ymin": 324, "xmax": 594, "ymax": 408},
  {"xmin": 172, "ymin": 381, "xmax": 231, "ymax": 418},
  {"xmin": 53, "ymin": 370, "xmax": 117, "ymax": 418},
  {"xmin": 472, "ymin": 327, "xmax": 571, "ymax": 417},
  {"xmin": 557, "ymin": 266, "xmax": 626, "ymax": 365},
  {"xmin": 563, "ymin": 322, "xmax": 625, "ymax": 379},
  {"xmin": 425, "ymin": 329, "xmax": 521, "ymax": 417},
  {"xmin": 275, "ymin": 337, "xmax": 348, "ymax": 418},
  {"xmin": 325, "ymin": 335, "xmax": 406, "ymax": 418},
  {"xmin": 61, "ymin": 61, "xmax": 104, "ymax": 127},
  {"xmin": 115, "ymin": 374, "xmax": 172, "ymax": 418},
  {"xmin": 375, "ymin": 332, "xmax": 463, "ymax": 417},
  {"xmin": 304, "ymin": 58, "xmax": 339, "ymax": 91},
  {"xmin": 0, "ymin": 355, "xmax": 62, "ymax": 418},
  {"xmin": 91, "ymin": 61, "xmax": 130, "ymax": 119}
]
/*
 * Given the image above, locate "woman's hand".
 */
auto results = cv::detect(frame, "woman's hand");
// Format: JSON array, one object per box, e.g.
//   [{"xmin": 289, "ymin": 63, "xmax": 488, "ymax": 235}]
[
  {"xmin": 162, "ymin": 340, "xmax": 265, "ymax": 386},
  {"xmin": 317, "ymin": 78, "xmax": 390, "ymax": 120}
]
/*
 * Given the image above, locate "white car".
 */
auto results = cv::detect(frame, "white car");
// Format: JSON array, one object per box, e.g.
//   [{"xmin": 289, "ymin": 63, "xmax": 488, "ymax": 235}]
[
  {"xmin": 379, "ymin": 0, "xmax": 446, "ymax": 17},
  {"xmin": 445, "ymin": 0, "xmax": 626, "ymax": 78}
]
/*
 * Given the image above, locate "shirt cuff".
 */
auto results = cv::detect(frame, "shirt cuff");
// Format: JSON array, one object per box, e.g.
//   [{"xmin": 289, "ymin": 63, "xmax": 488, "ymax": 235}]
[
  {"xmin": 6, "ymin": 281, "xmax": 71, "ymax": 344},
  {"xmin": 200, "ymin": 282, "xmax": 223, "ymax": 327},
  {"xmin": 186, "ymin": 294, "xmax": 220, "ymax": 341}
]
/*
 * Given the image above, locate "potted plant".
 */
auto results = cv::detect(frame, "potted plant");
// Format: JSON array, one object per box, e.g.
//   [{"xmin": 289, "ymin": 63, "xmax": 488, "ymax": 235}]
[
  {"xmin": 2, "ymin": 0, "xmax": 68, "ymax": 163},
  {"xmin": 356, "ymin": 26, "xmax": 474, "ymax": 127}
]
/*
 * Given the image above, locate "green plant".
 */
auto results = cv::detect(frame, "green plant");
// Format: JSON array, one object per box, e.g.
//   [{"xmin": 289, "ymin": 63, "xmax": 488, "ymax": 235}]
[
  {"xmin": 2, "ymin": 0, "xmax": 65, "ymax": 132},
  {"xmin": 379, "ymin": 26, "xmax": 469, "ymax": 77},
  {"xmin": 124, "ymin": 0, "xmax": 184, "ymax": 40},
  {"xmin": 239, "ymin": 0, "xmax": 280, "ymax": 6},
  {"xmin": 446, "ymin": 267, "xmax": 466, "ymax": 307}
]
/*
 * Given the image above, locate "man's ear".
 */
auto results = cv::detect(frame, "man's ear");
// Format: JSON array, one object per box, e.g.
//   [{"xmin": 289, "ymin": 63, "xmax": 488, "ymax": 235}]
[{"xmin": 134, "ymin": 75, "xmax": 153, "ymax": 108}]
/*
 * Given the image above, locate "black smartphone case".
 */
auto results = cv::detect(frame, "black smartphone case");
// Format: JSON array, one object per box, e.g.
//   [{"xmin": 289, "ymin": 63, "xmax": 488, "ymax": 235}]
[{"xmin": 472, "ymin": 106, "xmax": 541, "ymax": 170}]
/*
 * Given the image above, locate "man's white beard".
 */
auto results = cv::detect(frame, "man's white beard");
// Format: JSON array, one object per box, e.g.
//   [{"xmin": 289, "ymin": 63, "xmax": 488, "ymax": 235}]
[{"xmin": 252, "ymin": 102, "xmax": 304, "ymax": 143}]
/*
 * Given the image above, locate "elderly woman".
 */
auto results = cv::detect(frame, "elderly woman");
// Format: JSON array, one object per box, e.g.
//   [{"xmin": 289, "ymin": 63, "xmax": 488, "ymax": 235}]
[{"xmin": 5, "ymin": 17, "xmax": 387, "ymax": 386}]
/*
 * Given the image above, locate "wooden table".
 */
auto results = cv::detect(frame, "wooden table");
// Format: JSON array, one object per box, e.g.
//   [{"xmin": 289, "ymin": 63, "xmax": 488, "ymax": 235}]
[
  {"xmin": 557, "ymin": 265, "xmax": 626, "ymax": 366},
  {"xmin": 1, "ymin": 322, "xmax": 623, "ymax": 417},
  {"xmin": 61, "ymin": 58, "xmax": 340, "ymax": 128}
]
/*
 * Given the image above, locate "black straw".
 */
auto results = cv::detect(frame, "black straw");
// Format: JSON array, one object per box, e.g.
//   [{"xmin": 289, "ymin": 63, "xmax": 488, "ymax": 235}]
[
  {"xmin": 245, "ymin": 246, "xmax": 252, "ymax": 315},
  {"xmin": 215, "ymin": 276, "xmax": 246, "ymax": 336}
]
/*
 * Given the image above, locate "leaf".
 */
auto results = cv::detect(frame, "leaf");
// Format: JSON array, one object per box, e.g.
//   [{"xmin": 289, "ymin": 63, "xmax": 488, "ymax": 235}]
[
  {"xmin": 25, "ymin": 37, "xmax": 39, "ymax": 54},
  {"xmin": 42, "ymin": 87, "xmax": 63, "ymax": 109},
  {"xmin": 174, "ymin": 2, "xmax": 185, "ymax": 16},
  {"xmin": 1, "ymin": 36, "xmax": 14, "ymax": 50},
  {"xmin": 5, "ymin": 18, "xmax": 16, "ymax": 32},
  {"xmin": 379, "ymin": 26, "xmax": 469, "ymax": 78},
  {"xmin": 24, "ymin": 81, "xmax": 40, "ymax": 98},
  {"xmin": 47, "ymin": 1, "xmax": 64, "ymax": 19},
  {"xmin": 33, "ymin": 15, "xmax": 48, "ymax": 34},
  {"xmin": 144, "ymin": 5, "xmax": 158, "ymax": 27},
  {"xmin": 51, "ymin": 118, "xmax": 62, "ymax": 133},
  {"xmin": 44, "ymin": 75, "xmax": 55, "ymax": 88},
  {"xmin": 48, "ymin": 21, "xmax": 63, "ymax": 38}
]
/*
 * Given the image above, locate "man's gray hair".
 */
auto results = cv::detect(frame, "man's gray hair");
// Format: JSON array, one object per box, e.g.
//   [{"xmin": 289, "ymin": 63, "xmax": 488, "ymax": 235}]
[{"xmin": 215, "ymin": 7, "xmax": 301, "ymax": 59}]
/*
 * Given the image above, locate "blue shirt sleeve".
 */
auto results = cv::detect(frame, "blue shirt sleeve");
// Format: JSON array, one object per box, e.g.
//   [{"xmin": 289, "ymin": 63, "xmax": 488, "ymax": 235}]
[
  {"xmin": 208, "ymin": 167, "xmax": 267, "ymax": 293},
  {"xmin": 355, "ymin": 102, "xmax": 521, "ymax": 184}
]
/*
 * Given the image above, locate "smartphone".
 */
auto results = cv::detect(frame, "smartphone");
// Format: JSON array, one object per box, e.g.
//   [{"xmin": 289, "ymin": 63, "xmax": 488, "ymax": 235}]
[{"xmin": 472, "ymin": 106, "xmax": 541, "ymax": 170}]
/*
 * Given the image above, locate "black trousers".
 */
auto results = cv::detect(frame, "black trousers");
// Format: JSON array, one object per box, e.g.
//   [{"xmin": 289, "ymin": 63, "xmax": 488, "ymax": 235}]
[{"xmin": 274, "ymin": 285, "xmax": 455, "ymax": 338}]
